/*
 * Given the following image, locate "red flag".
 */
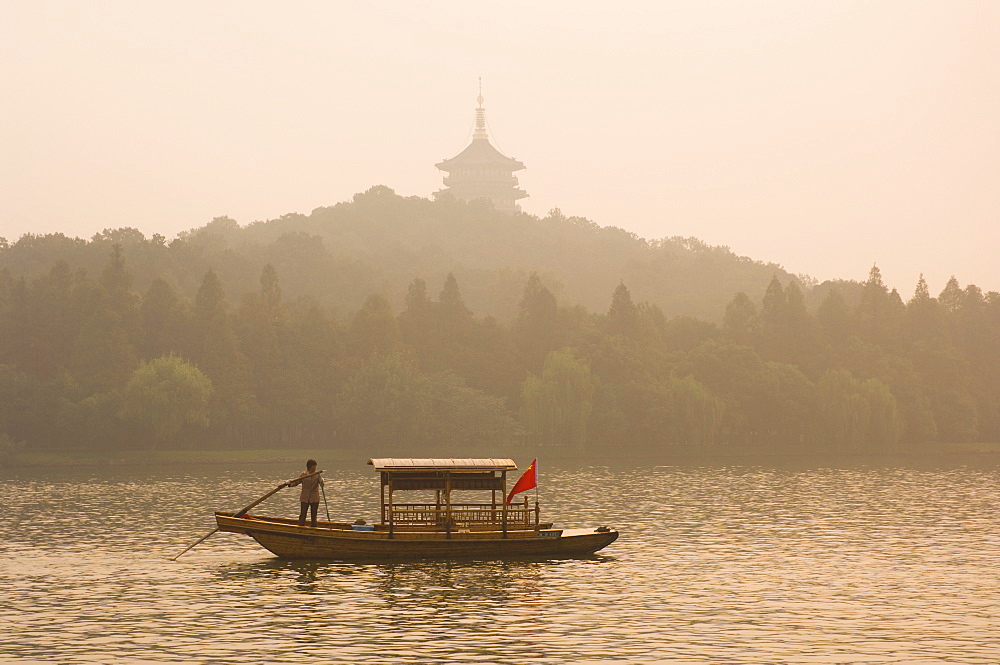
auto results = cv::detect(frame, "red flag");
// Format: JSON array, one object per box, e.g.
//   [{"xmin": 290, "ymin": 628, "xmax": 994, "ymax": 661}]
[{"xmin": 506, "ymin": 459, "xmax": 537, "ymax": 504}]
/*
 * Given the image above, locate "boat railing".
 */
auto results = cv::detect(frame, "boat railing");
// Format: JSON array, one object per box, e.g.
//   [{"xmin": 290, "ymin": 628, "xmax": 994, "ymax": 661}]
[{"xmin": 388, "ymin": 503, "xmax": 536, "ymax": 528}]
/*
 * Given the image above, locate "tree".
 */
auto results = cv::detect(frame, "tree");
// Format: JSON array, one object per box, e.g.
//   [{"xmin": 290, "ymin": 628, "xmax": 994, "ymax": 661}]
[
  {"xmin": 14, "ymin": 261, "xmax": 78, "ymax": 378},
  {"xmin": 904, "ymin": 274, "xmax": 948, "ymax": 346},
  {"xmin": 189, "ymin": 273, "xmax": 257, "ymax": 440},
  {"xmin": 823, "ymin": 335, "xmax": 936, "ymax": 445},
  {"xmin": 334, "ymin": 351, "xmax": 520, "ymax": 453},
  {"xmin": 283, "ymin": 301, "xmax": 343, "ymax": 405},
  {"xmin": 520, "ymin": 349, "xmax": 596, "ymax": 451},
  {"xmin": 422, "ymin": 372, "xmax": 522, "ymax": 451},
  {"xmin": 234, "ymin": 265, "xmax": 289, "ymax": 429},
  {"xmin": 100, "ymin": 243, "xmax": 140, "ymax": 338},
  {"xmin": 653, "ymin": 374, "xmax": 725, "ymax": 445},
  {"xmin": 751, "ymin": 277, "xmax": 816, "ymax": 368},
  {"xmin": 910, "ymin": 339, "xmax": 979, "ymax": 442},
  {"xmin": 816, "ymin": 288, "xmax": 853, "ymax": 345},
  {"xmin": 71, "ymin": 298, "xmax": 137, "ymax": 395},
  {"xmin": 938, "ymin": 276, "xmax": 964, "ymax": 314},
  {"xmin": 405, "ymin": 277, "xmax": 431, "ymax": 313},
  {"xmin": 676, "ymin": 339, "xmax": 771, "ymax": 445},
  {"xmin": 194, "ymin": 269, "xmax": 225, "ymax": 329},
  {"xmin": 812, "ymin": 369, "xmax": 869, "ymax": 451},
  {"xmin": 333, "ymin": 353, "xmax": 430, "ymax": 452},
  {"xmin": 439, "ymin": 272, "xmax": 471, "ymax": 319},
  {"xmin": 399, "ymin": 278, "xmax": 435, "ymax": 368},
  {"xmin": 200, "ymin": 305, "xmax": 257, "ymax": 434},
  {"xmin": 437, "ymin": 273, "xmax": 475, "ymax": 347},
  {"xmin": 120, "ymin": 356, "xmax": 213, "ymax": 449},
  {"xmin": 861, "ymin": 378, "xmax": 905, "ymax": 449},
  {"xmin": 857, "ymin": 265, "xmax": 901, "ymax": 350},
  {"xmin": 347, "ymin": 293, "xmax": 400, "ymax": 360},
  {"xmin": 607, "ymin": 281, "xmax": 638, "ymax": 338},
  {"xmin": 259, "ymin": 263, "xmax": 282, "ymax": 319},
  {"xmin": 760, "ymin": 277, "xmax": 786, "ymax": 333},
  {"xmin": 140, "ymin": 278, "xmax": 188, "ymax": 359},
  {"xmin": 811, "ymin": 369, "xmax": 904, "ymax": 451},
  {"xmin": 513, "ymin": 272, "xmax": 562, "ymax": 372},
  {"xmin": 723, "ymin": 292, "xmax": 760, "ymax": 347}
]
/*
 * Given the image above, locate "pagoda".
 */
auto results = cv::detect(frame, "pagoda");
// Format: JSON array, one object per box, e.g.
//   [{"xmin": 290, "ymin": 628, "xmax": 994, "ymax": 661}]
[{"xmin": 434, "ymin": 86, "xmax": 527, "ymax": 213}]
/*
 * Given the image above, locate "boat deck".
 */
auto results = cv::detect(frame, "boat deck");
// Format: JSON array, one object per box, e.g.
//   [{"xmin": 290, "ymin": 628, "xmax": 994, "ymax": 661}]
[{"xmin": 216, "ymin": 512, "xmax": 618, "ymax": 560}]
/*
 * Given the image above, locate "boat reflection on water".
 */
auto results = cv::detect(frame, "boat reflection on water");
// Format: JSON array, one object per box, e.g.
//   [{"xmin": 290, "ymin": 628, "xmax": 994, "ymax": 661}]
[
  {"xmin": 212, "ymin": 552, "xmax": 614, "ymax": 601},
  {"xmin": 373, "ymin": 559, "xmax": 545, "ymax": 608}
]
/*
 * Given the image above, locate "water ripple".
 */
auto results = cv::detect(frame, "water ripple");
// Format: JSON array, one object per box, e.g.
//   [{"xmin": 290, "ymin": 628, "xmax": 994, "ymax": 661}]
[{"xmin": 2, "ymin": 459, "xmax": 999, "ymax": 663}]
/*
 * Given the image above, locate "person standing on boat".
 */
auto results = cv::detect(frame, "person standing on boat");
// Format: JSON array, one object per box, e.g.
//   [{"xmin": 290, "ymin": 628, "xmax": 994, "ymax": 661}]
[{"xmin": 288, "ymin": 459, "xmax": 324, "ymax": 527}]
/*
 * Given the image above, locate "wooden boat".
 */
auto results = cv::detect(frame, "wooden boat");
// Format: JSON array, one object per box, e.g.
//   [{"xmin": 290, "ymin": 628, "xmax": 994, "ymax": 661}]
[{"xmin": 215, "ymin": 458, "xmax": 619, "ymax": 560}]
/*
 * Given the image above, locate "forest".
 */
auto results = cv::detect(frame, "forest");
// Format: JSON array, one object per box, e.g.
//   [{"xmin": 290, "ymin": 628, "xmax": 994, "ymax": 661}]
[{"xmin": 1, "ymin": 187, "xmax": 998, "ymax": 460}]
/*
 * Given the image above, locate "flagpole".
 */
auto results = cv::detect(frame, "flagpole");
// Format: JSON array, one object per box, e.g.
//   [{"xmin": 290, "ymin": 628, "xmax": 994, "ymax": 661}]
[
  {"xmin": 534, "ymin": 458, "xmax": 539, "ymax": 529},
  {"xmin": 534, "ymin": 457, "xmax": 539, "ymax": 502}
]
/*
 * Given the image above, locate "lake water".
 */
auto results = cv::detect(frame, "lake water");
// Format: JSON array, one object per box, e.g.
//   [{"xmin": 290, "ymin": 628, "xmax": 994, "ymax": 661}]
[{"xmin": 2, "ymin": 457, "xmax": 999, "ymax": 663}]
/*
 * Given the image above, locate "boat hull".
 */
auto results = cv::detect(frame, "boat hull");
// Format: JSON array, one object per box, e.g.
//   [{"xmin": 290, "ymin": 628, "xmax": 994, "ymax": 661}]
[{"xmin": 216, "ymin": 513, "xmax": 618, "ymax": 560}]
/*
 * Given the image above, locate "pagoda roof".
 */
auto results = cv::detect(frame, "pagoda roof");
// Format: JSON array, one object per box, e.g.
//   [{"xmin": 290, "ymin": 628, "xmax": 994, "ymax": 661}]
[{"xmin": 436, "ymin": 138, "xmax": 525, "ymax": 172}]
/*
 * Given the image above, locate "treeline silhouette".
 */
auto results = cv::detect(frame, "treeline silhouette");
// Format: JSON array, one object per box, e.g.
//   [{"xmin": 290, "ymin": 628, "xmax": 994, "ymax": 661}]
[
  {"xmin": 0, "ymin": 186, "xmax": 802, "ymax": 324},
  {"xmin": 1, "ymin": 191, "xmax": 997, "ymax": 458}
]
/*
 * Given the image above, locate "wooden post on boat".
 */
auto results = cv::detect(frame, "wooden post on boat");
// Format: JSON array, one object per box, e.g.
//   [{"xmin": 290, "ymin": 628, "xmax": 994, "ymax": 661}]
[
  {"xmin": 445, "ymin": 471, "xmax": 452, "ymax": 539},
  {"xmin": 379, "ymin": 472, "xmax": 386, "ymax": 524},
  {"xmin": 491, "ymin": 485, "xmax": 497, "ymax": 525},
  {"xmin": 387, "ymin": 477, "xmax": 394, "ymax": 540},
  {"xmin": 501, "ymin": 470, "xmax": 508, "ymax": 538},
  {"xmin": 169, "ymin": 470, "xmax": 322, "ymax": 561}
]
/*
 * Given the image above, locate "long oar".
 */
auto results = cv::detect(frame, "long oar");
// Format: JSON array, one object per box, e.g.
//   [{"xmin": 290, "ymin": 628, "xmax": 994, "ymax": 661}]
[{"xmin": 170, "ymin": 470, "xmax": 323, "ymax": 561}]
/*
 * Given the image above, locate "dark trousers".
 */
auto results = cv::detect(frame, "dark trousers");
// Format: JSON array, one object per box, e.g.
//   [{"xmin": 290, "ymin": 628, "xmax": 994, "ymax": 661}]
[{"xmin": 299, "ymin": 502, "xmax": 319, "ymax": 526}]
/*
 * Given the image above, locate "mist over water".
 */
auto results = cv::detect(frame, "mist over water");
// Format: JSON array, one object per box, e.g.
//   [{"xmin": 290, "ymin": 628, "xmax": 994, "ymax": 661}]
[{"xmin": 2, "ymin": 459, "xmax": 998, "ymax": 663}]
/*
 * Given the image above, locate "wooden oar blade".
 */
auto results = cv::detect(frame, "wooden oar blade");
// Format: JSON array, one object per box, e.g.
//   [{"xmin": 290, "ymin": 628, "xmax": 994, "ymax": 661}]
[{"xmin": 169, "ymin": 527, "xmax": 218, "ymax": 561}]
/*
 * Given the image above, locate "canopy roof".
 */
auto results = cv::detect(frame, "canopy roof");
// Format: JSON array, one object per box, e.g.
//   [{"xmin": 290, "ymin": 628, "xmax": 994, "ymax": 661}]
[
  {"xmin": 435, "ymin": 139, "xmax": 525, "ymax": 171},
  {"xmin": 368, "ymin": 458, "xmax": 517, "ymax": 472}
]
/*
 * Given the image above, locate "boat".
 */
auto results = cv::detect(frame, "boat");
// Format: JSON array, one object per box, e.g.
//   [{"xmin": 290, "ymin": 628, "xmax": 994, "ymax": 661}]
[{"xmin": 214, "ymin": 458, "xmax": 619, "ymax": 560}]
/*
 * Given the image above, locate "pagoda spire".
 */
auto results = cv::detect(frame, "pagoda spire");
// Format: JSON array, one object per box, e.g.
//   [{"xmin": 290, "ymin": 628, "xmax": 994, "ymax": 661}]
[
  {"xmin": 473, "ymin": 77, "xmax": 488, "ymax": 141},
  {"xmin": 434, "ymin": 80, "xmax": 527, "ymax": 213}
]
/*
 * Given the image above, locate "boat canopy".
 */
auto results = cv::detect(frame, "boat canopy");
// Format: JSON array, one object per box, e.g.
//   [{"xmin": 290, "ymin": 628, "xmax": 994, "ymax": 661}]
[{"xmin": 368, "ymin": 458, "xmax": 517, "ymax": 472}]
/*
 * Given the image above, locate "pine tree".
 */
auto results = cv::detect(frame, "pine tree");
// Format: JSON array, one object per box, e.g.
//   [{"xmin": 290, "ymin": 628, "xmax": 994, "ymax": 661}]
[
  {"xmin": 760, "ymin": 277, "xmax": 786, "ymax": 334},
  {"xmin": 100, "ymin": 244, "xmax": 140, "ymax": 343},
  {"xmin": 857, "ymin": 265, "xmax": 901, "ymax": 350},
  {"xmin": 437, "ymin": 273, "xmax": 474, "ymax": 344},
  {"xmin": 399, "ymin": 278, "xmax": 435, "ymax": 369},
  {"xmin": 723, "ymin": 292, "xmax": 760, "ymax": 347},
  {"xmin": 816, "ymin": 288, "xmax": 853, "ymax": 345},
  {"xmin": 904, "ymin": 274, "xmax": 947, "ymax": 346},
  {"xmin": 194, "ymin": 269, "xmax": 225, "ymax": 330},
  {"xmin": 938, "ymin": 276, "xmax": 963, "ymax": 314},
  {"xmin": 140, "ymin": 278, "xmax": 187, "ymax": 359},
  {"xmin": 607, "ymin": 281, "xmax": 638, "ymax": 338},
  {"xmin": 260, "ymin": 263, "xmax": 282, "ymax": 320},
  {"xmin": 514, "ymin": 272, "xmax": 562, "ymax": 372}
]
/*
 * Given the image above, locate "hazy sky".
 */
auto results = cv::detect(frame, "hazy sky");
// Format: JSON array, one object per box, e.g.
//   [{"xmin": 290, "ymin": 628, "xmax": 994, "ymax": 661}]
[{"xmin": 3, "ymin": 1, "xmax": 998, "ymax": 294}]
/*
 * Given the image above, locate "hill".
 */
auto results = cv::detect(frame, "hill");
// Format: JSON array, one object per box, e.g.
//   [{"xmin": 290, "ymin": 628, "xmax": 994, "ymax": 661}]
[{"xmin": 0, "ymin": 186, "xmax": 800, "ymax": 323}]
